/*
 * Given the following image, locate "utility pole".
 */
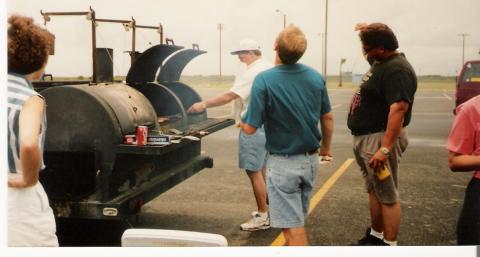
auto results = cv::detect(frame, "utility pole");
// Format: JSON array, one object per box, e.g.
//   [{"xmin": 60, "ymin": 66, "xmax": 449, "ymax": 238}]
[
  {"xmin": 458, "ymin": 33, "xmax": 469, "ymax": 66},
  {"xmin": 339, "ymin": 58, "xmax": 346, "ymax": 87},
  {"xmin": 276, "ymin": 9, "xmax": 286, "ymax": 28},
  {"xmin": 322, "ymin": 0, "xmax": 329, "ymax": 79},
  {"xmin": 217, "ymin": 23, "xmax": 224, "ymax": 77}
]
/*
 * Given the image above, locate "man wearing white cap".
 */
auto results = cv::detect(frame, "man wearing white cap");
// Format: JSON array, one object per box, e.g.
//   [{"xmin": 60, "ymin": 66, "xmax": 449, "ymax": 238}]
[{"xmin": 188, "ymin": 38, "xmax": 273, "ymax": 231}]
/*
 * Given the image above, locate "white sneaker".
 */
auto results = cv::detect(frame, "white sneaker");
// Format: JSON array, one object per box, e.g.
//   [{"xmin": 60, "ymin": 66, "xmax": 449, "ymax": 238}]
[{"xmin": 240, "ymin": 211, "xmax": 270, "ymax": 231}]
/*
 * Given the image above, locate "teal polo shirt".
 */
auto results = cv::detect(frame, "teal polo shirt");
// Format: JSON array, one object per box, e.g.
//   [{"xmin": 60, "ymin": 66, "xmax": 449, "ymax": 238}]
[{"xmin": 243, "ymin": 63, "xmax": 331, "ymax": 155}]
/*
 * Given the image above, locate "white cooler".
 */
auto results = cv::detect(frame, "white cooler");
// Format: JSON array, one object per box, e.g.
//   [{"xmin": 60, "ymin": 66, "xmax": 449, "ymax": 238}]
[{"xmin": 121, "ymin": 229, "xmax": 228, "ymax": 247}]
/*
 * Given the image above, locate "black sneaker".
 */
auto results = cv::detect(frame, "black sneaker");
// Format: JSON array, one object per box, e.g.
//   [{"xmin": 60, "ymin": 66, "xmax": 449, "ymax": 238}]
[{"xmin": 356, "ymin": 228, "xmax": 389, "ymax": 246}]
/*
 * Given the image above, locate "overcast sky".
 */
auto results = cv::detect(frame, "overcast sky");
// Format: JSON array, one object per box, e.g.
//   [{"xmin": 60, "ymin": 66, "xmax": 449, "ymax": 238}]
[{"xmin": 7, "ymin": 0, "xmax": 480, "ymax": 77}]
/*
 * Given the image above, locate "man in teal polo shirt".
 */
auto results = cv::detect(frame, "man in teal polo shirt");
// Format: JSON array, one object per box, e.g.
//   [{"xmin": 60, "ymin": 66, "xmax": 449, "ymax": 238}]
[{"xmin": 240, "ymin": 25, "xmax": 333, "ymax": 246}]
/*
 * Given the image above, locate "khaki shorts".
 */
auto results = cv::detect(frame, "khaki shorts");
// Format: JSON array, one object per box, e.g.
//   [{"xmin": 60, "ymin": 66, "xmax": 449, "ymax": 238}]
[
  {"xmin": 8, "ymin": 182, "xmax": 58, "ymax": 246},
  {"xmin": 353, "ymin": 130, "xmax": 409, "ymax": 204}
]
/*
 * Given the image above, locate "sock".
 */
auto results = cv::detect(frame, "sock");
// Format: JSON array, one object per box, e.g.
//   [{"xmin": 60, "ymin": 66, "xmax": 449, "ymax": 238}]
[
  {"xmin": 257, "ymin": 211, "xmax": 268, "ymax": 218},
  {"xmin": 370, "ymin": 228, "xmax": 384, "ymax": 239},
  {"xmin": 383, "ymin": 239, "xmax": 397, "ymax": 246}
]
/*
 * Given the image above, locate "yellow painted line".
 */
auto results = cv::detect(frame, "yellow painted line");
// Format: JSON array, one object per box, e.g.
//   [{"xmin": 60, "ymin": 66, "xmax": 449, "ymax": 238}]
[{"xmin": 270, "ymin": 158, "xmax": 355, "ymax": 246}]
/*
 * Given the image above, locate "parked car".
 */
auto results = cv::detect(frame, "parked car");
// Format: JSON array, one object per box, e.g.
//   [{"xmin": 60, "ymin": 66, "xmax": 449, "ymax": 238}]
[{"xmin": 455, "ymin": 60, "xmax": 480, "ymax": 113}]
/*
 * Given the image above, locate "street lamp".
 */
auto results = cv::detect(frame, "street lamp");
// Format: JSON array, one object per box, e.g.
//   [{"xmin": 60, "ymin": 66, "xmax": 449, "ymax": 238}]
[
  {"xmin": 339, "ymin": 58, "xmax": 346, "ymax": 87},
  {"xmin": 217, "ymin": 23, "xmax": 224, "ymax": 77},
  {"xmin": 458, "ymin": 33, "xmax": 469, "ymax": 66},
  {"xmin": 275, "ymin": 9, "xmax": 286, "ymax": 28}
]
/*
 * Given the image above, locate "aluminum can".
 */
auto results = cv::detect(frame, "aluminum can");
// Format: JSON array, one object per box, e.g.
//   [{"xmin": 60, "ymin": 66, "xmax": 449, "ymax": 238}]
[
  {"xmin": 136, "ymin": 126, "xmax": 148, "ymax": 146},
  {"xmin": 376, "ymin": 167, "xmax": 391, "ymax": 181},
  {"xmin": 123, "ymin": 135, "xmax": 136, "ymax": 145}
]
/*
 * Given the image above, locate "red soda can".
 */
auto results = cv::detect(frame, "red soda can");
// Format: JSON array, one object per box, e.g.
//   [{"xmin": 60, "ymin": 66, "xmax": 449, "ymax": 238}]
[{"xmin": 136, "ymin": 126, "xmax": 148, "ymax": 146}]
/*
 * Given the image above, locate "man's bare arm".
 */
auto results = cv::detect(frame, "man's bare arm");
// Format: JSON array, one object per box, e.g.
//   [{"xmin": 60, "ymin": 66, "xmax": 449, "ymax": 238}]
[
  {"xmin": 188, "ymin": 91, "xmax": 238, "ymax": 113},
  {"xmin": 368, "ymin": 101, "xmax": 409, "ymax": 171},
  {"xmin": 319, "ymin": 112, "xmax": 333, "ymax": 156}
]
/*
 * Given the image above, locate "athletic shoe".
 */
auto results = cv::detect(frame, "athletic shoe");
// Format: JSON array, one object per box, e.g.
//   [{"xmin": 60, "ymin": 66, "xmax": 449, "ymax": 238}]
[
  {"xmin": 240, "ymin": 211, "xmax": 270, "ymax": 231},
  {"xmin": 356, "ymin": 228, "xmax": 389, "ymax": 246}
]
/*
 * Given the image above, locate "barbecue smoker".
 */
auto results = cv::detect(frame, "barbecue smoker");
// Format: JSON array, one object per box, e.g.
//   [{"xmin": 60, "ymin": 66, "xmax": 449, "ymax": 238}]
[{"xmin": 35, "ymin": 9, "xmax": 233, "ymax": 245}]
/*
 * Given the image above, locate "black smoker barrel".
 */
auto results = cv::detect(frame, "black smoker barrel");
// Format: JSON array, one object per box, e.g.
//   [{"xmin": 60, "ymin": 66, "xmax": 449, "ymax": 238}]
[{"xmin": 40, "ymin": 84, "xmax": 160, "ymax": 202}]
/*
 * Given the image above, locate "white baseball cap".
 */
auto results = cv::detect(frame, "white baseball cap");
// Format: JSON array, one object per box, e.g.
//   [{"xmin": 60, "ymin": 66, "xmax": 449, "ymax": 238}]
[{"xmin": 230, "ymin": 38, "xmax": 261, "ymax": 55}]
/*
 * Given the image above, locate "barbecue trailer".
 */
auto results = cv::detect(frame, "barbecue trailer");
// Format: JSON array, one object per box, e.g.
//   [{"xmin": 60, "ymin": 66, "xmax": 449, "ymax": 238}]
[{"xmin": 34, "ymin": 8, "xmax": 233, "ymax": 245}]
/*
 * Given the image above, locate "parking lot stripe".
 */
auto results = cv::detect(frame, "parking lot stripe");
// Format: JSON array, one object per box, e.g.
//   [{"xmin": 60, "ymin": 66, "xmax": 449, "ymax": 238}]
[
  {"xmin": 270, "ymin": 158, "xmax": 355, "ymax": 246},
  {"xmin": 331, "ymin": 104, "xmax": 342, "ymax": 109}
]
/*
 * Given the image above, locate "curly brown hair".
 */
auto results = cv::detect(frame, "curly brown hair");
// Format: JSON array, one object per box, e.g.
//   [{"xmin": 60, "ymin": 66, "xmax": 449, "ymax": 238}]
[
  {"xmin": 8, "ymin": 14, "xmax": 54, "ymax": 75},
  {"xmin": 359, "ymin": 23, "xmax": 399, "ymax": 51}
]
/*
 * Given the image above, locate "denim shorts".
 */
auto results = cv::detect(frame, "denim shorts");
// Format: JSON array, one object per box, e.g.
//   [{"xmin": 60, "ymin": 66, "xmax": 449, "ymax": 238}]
[
  {"xmin": 238, "ymin": 127, "xmax": 267, "ymax": 172},
  {"xmin": 266, "ymin": 153, "xmax": 318, "ymax": 228}
]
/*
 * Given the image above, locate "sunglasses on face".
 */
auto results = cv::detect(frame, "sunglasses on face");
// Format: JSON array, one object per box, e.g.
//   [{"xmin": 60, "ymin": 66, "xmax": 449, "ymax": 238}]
[
  {"xmin": 237, "ymin": 51, "xmax": 251, "ymax": 55},
  {"xmin": 363, "ymin": 46, "xmax": 376, "ymax": 53}
]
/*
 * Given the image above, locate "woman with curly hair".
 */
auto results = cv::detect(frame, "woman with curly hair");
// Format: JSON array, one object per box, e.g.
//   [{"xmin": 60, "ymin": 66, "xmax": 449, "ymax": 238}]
[{"xmin": 7, "ymin": 14, "xmax": 57, "ymax": 246}]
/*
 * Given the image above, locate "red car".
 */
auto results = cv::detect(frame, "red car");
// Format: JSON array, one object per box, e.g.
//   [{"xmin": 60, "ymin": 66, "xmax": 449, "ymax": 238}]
[{"xmin": 455, "ymin": 60, "xmax": 480, "ymax": 113}]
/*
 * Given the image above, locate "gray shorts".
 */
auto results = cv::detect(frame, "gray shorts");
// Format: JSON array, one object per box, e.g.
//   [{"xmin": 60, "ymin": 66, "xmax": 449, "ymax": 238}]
[
  {"xmin": 238, "ymin": 127, "xmax": 267, "ymax": 172},
  {"xmin": 266, "ymin": 153, "xmax": 318, "ymax": 228},
  {"xmin": 353, "ymin": 130, "xmax": 409, "ymax": 204}
]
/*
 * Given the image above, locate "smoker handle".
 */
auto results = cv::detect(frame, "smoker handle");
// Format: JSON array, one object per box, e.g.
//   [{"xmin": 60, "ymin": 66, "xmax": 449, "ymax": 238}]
[
  {"xmin": 140, "ymin": 121, "xmax": 154, "ymax": 128},
  {"xmin": 166, "ymin": 38, "xmax": 175, "ymax": 45}
]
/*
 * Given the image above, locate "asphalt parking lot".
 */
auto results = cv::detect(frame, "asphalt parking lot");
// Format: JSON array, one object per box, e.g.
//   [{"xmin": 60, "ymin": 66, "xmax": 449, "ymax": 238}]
[{"xmin": 135, "ymin": 87, "xmax": 472, "ymax": 246}]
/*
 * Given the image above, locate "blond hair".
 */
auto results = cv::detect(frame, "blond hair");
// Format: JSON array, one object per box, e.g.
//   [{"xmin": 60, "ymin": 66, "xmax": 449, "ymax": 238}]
[{"xmin": 275, "ymin": 25, "xmax": 307, "ymax": 65}]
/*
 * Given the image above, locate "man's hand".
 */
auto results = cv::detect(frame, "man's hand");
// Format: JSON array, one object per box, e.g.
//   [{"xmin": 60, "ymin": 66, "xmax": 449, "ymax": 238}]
[
  {"xmin": 319, "ymin": 150, "xmax": 333, "ymax": 164},
  {"xmin": 237, "ymin": 120, "xmax": 244, "ymax": 128},
  {"xmin": 241, "ymin": 123, "xmax": 257, "ymax": 135},
  {"xmin": 187, "ymin": 102, "xmax": 207, "ymax": 113},
  {"xmin": 319, "ymin": 149, "xmax": 332, "ymax": 158},
  {"xmin": 368, "ymin": 150, "xmax": 388, "ymax": 172}
]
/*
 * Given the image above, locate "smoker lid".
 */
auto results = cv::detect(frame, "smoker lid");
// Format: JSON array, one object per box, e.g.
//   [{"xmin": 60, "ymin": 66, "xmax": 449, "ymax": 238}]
[
  {"xmin": 156, "ymin": 48, "xmax": 206, "ymax": 83},
  {"xmin": 126, "ymin": 44, "xmax": 183, "ymax": 85}
]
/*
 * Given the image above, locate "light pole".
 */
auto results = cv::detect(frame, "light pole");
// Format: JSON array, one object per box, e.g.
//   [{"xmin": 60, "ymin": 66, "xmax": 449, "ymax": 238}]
[
  {"xmin": 275, "ymin": 9, "xmax": 286, "ymax": 28},
  {"xmin": 318, "ymin": 33, "xmax": 324, "ymax": 77},
  {"xmin": 339, "ymin": 58, "xmax": 346, "ymax": 87},
  {"xmin": 217, "ymin": 23, "xmax": 224, "ymax": 77},
  {"xmin": 322, "ymin": 0, "xmax": 329, "ymax": 79},
  {"xmin": 458, "ymin": 33, "xmax": 469, "ymax": 66}
]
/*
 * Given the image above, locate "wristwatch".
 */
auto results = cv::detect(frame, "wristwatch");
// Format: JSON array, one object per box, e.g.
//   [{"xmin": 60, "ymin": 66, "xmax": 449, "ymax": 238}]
[{"xmin": 379, "ymin": 147, "xmax": 390, "ymax": 156}]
